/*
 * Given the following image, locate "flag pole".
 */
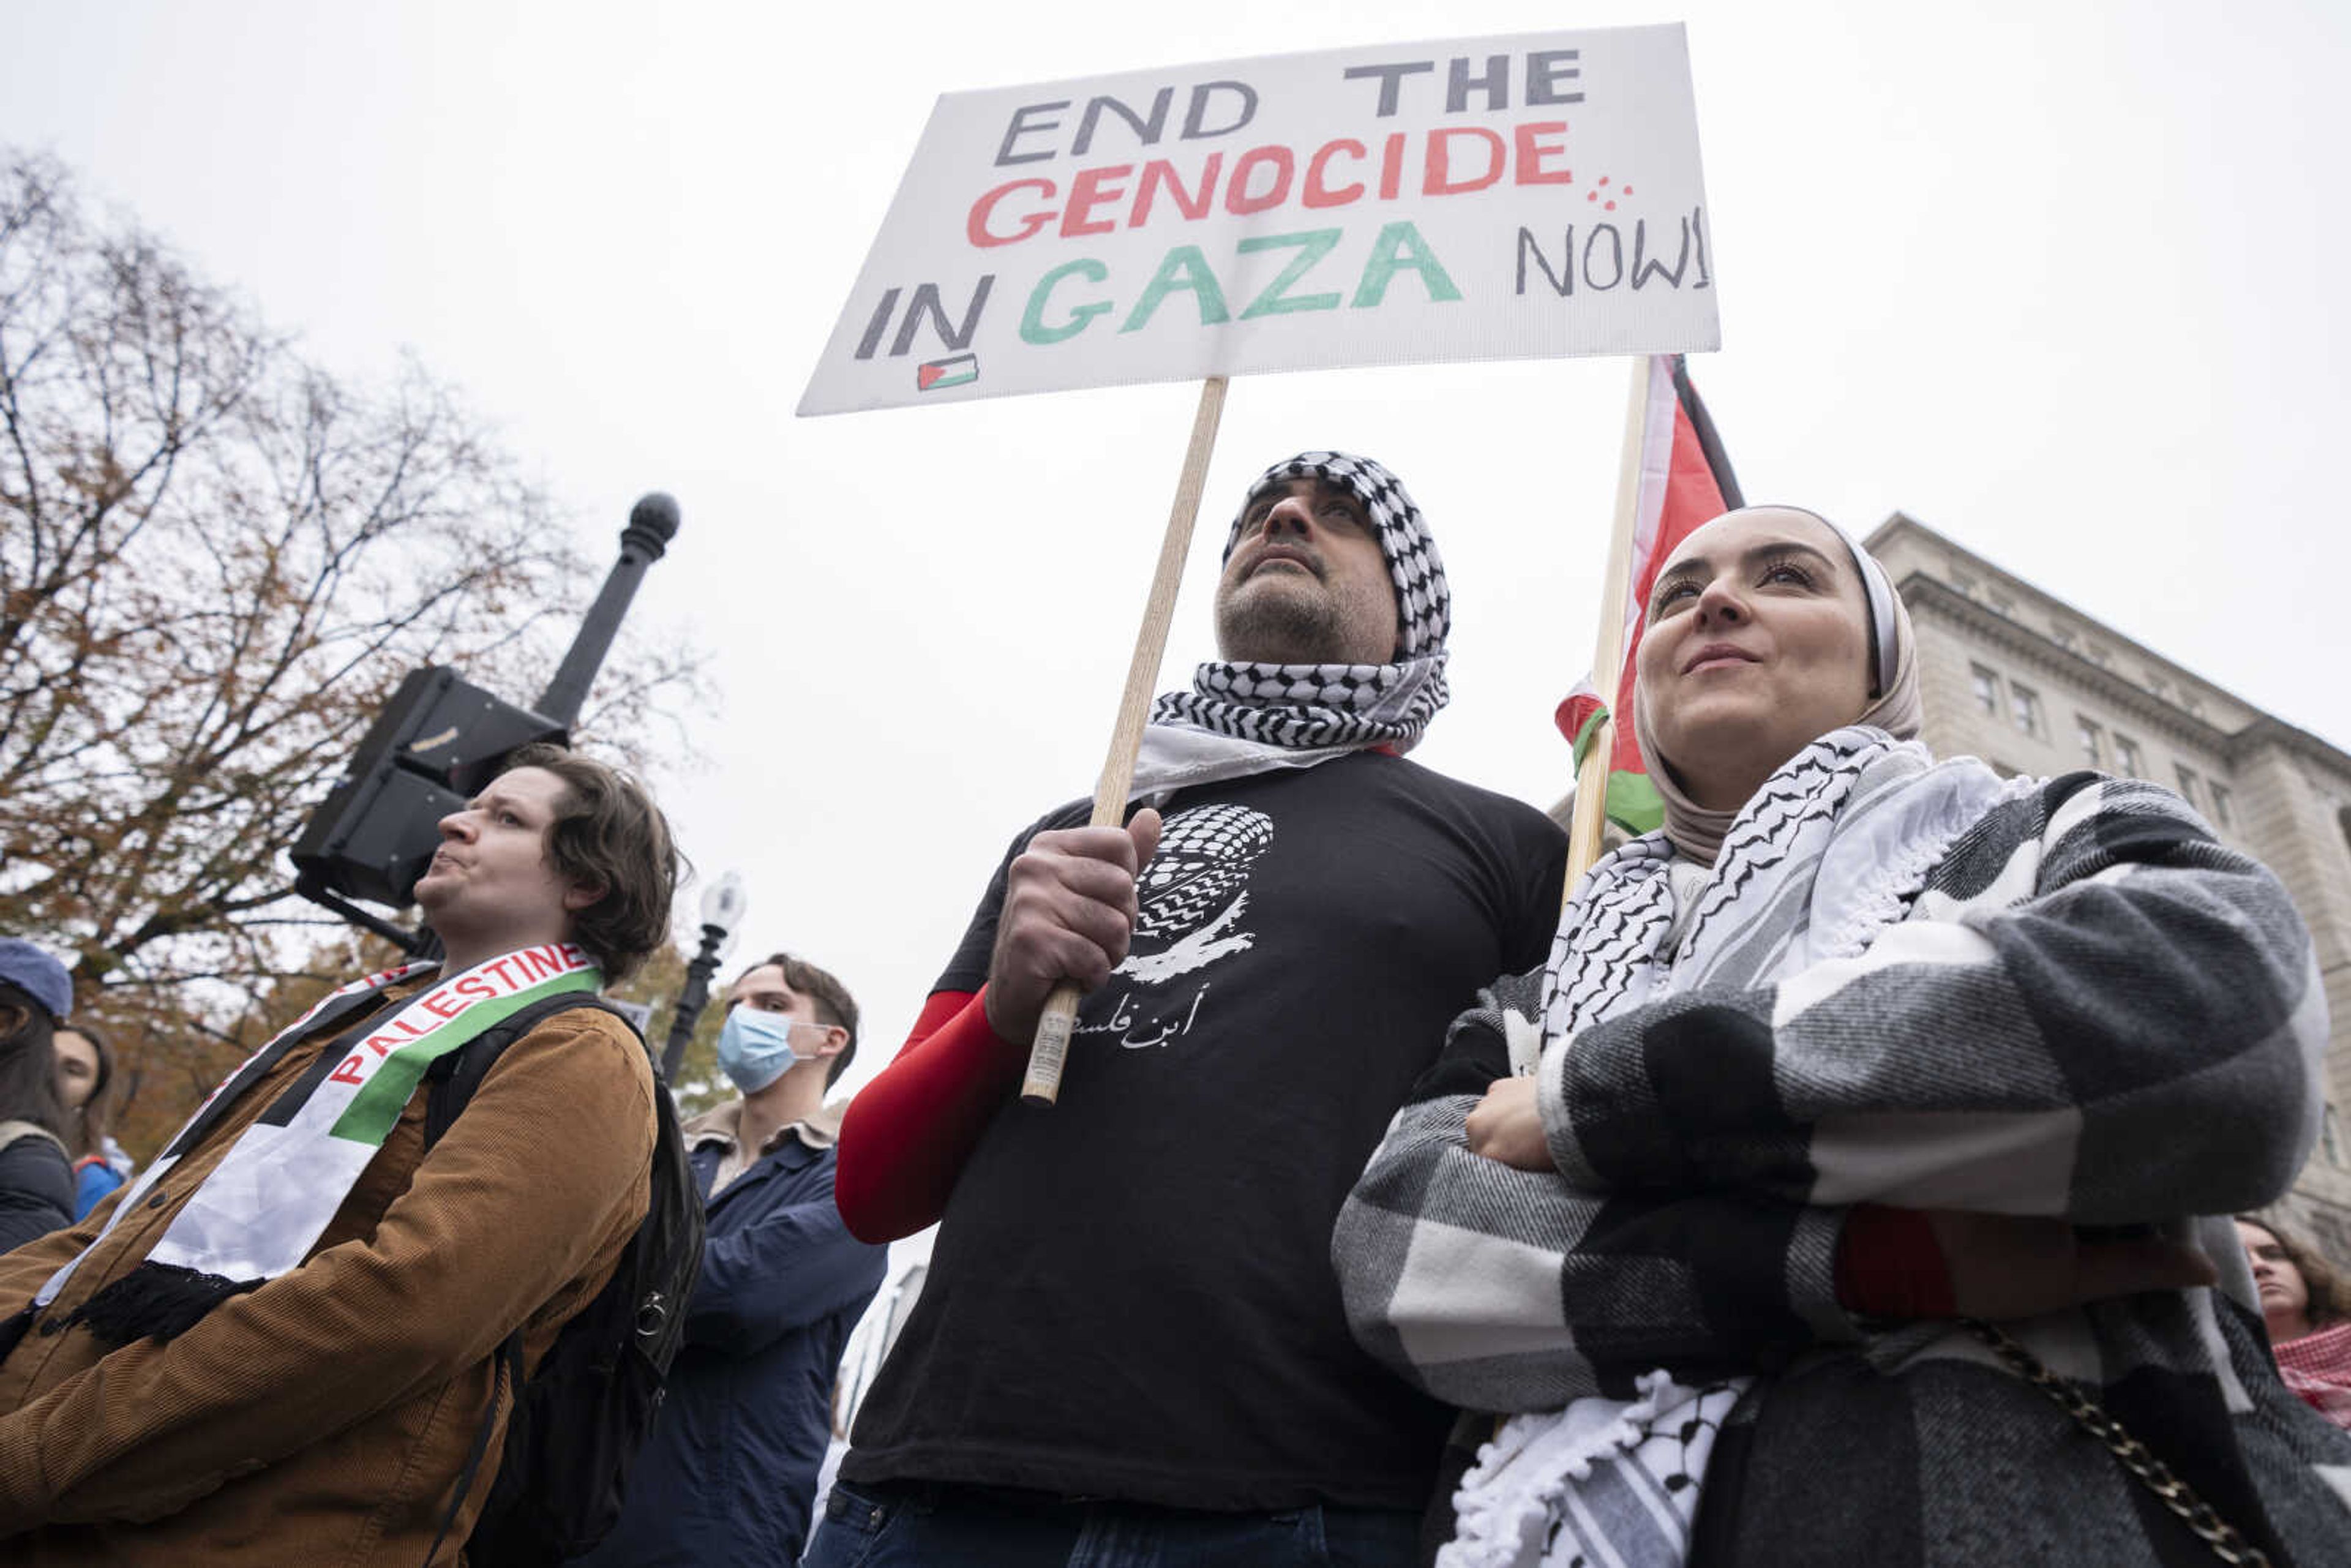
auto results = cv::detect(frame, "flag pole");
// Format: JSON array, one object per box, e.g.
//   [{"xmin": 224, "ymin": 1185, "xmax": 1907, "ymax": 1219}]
[
  {"xmin": 1021, "ymin": 375, "xmax": 1229, "ymax": 1108},
  {"xmin": 1564, "ymin": 357, "xmax": 1656, "ymax": 896}
]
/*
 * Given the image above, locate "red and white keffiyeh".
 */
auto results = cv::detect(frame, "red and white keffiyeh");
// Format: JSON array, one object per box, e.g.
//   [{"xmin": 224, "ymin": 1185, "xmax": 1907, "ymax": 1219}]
[{"xmin": 2272, "ymin": 1321, "xmax": 2351, "ymax": 1430}]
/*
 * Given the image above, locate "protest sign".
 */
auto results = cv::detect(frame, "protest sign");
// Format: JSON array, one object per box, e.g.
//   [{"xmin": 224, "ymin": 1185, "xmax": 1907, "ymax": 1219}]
[{"xmin": 800, "ymin": 24, "xmax": 1718, "ymax": 415}]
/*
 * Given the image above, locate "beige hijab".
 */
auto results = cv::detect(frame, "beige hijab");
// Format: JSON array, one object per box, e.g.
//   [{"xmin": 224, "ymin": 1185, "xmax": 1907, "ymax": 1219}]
[{"xmin": 1632, "ymin": 507, "xmax": 1923, "ymax": 865}]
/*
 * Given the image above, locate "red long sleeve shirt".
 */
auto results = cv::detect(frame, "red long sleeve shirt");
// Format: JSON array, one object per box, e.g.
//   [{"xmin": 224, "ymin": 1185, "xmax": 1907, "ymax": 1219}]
[
  {"xmin": 838, "ymin": 985, "xmax": 1955, "ymax": 1320},
  {"xmin": 834, "ymin": 989, "xmax": 1022, "ymax": 1243}
]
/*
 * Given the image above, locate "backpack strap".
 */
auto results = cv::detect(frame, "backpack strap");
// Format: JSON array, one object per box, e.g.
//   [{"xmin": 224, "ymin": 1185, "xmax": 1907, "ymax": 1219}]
[
  {"xmin": 424, "ymin": 1330, "xmax": 523, "ymax": 1567},
  {"xmin": 421, "ymin": 994, "xmax": 648, "ymax": 1150},
  {"xmin": 0, "ymin": 1120, "xmax": 66, "ymax": 1158},
  {"xmin": 415, "ymin": 992, "xmax": 646, "ymax": 1567}
]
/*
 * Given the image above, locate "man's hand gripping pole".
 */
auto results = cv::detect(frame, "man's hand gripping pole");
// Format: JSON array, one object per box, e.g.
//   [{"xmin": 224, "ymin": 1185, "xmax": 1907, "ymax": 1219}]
[{"xmin": 1021, "ymin": 377, "xmax": 1229, "ymax": 1106}]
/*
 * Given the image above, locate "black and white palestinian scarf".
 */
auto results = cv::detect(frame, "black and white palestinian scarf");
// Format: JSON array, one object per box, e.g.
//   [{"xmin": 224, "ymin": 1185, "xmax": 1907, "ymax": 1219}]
[
  {"xmin": 1443, "ymin": 728, "xmax": 2015, "ymax": 1568},
  {"xmin": 1534, "ymin": 730, "xmax": 2005, "ymax": 1056},
  {"xmin": 1149, "ymin": 451, "xmax": 1450, "ymax": 757}
]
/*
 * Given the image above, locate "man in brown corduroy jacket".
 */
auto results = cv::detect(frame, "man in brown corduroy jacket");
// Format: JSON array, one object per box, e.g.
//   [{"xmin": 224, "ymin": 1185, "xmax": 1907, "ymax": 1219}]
[{"xmin": 0, "ymin": 744, "xmax": 677, "ymax": 1566}]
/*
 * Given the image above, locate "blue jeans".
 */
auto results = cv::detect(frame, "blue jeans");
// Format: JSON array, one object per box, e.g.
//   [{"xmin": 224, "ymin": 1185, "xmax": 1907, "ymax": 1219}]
[{"xmin": 800, "ymin": 1479, "xmax": 1423, "ymax": 1567}]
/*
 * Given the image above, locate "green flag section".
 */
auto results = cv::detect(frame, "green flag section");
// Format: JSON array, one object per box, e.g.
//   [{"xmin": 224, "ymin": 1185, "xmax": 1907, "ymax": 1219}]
[
  {"xmin": 1560, "ymin": 682, "xmax": 1667, "ymax": 836},
  {"xmin": 331, "ymin": 967, "xmax": 598, "ymax": 1145}
]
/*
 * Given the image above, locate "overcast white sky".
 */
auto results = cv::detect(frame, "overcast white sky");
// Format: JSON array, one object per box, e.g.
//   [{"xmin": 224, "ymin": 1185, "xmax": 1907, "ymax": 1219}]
[{"xmin": 7, "ymin": 0, "xmax": 2347, "ymax": 1112}]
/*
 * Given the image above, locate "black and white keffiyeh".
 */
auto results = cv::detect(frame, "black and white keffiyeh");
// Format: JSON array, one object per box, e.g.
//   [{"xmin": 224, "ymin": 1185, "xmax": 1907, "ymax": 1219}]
[
  {"xmin": 1535, "ymin": 727, "xmax": 2000, "ymax": 1058},
  {"xmin": 1436, "ymin": 728, "xmax": 2011, "ymax": 1568},
  {"xmin": 1338, "ymin": 735, "xmax": 2338, "ymax": 1567},
  {"xmin": 1150, "ymin": 451, "xmax": 1450, "ymax": 754}
]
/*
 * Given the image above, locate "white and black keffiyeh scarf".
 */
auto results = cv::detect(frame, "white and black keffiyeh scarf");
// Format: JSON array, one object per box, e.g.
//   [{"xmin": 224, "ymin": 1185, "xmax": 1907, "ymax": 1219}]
[
  {"xmin": 1535, "ymin": 730, "xmax": 1990, "ymax": 1054},
  {"xmin": 1150, "ymin": 451, "xmax": 1450, "ymax": 754},
  {"xmin": 1445, "ymin": 728, "xmax": 2015, "ymax": 1568}
]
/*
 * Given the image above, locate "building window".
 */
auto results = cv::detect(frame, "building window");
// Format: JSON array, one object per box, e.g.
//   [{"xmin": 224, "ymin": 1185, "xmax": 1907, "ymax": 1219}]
[
  {"xmin": 2208, "ymin": 780, "xmax": 2235, "ymax": 829},
  {"xmin": 2009, "ymin": 683, "xmax": 2044, "ymax": 739},
  {"xmin": 2114, "ymin": 733, "xmax": 2144, "ymax": 776},
  {"xmin": 1970, "ymin": 664, "xmax": 2002, "ymax": 717},
  {"xmin": 2075, "ymin": 716, "xmax": 2103, "ymax": 768},
  {"xmin": 2174, "ymin": 764, "xmax": 2200, "ymax": 808}
]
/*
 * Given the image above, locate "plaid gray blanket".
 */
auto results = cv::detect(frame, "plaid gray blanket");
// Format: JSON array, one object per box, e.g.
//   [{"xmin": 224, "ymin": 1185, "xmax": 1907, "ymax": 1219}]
[{"xmin": 1336, "ymin": 767, "xmax": 2351, "ymax": 1564}]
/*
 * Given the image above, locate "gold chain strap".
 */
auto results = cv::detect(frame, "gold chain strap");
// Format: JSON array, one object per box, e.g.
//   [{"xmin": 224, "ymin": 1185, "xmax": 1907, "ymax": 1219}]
[{"xmin": 1963, "ymin": 1319, "xmax": 2273, "ymax": 1567}]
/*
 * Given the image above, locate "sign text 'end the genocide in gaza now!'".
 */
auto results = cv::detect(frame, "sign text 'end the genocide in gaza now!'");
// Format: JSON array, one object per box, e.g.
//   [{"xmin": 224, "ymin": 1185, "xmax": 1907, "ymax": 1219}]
[{"xmin": 801, "ymin": 26, "xmax": 1720, "ymax": 415}]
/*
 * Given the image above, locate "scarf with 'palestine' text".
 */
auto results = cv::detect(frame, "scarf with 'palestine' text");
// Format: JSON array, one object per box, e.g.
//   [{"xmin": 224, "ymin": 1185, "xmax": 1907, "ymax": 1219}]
[{"xmin": 21, "ymin": 944, "xmax": 601, "ymax": 1348}]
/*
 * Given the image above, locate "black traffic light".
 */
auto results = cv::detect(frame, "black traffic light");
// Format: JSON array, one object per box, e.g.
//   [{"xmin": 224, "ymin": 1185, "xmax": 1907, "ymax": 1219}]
[
  {"xmin": 288, "ymin": 492, "xmax": 680, "ymax": 945},
  {"xmin": 290, "ymin": 667, "xmax": 566, "ymax": 909}
]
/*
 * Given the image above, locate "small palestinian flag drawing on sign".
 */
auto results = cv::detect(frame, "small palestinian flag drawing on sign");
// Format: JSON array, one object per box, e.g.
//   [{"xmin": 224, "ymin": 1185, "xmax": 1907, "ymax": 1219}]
[{"xmin": 917, "ymin": 353, "xmax": 977, "ymax": 392}]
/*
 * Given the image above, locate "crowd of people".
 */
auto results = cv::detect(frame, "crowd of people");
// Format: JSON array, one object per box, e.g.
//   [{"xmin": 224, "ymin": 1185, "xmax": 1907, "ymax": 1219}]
[{"xmin": 0, "ymin": 454, "xmax": 2345, "ymax": 1566}]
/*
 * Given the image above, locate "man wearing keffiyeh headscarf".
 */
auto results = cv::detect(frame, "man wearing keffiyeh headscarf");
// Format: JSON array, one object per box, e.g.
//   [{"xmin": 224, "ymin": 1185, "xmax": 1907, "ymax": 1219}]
[{"xmin": 806, "ymin": 454, "xmax": 1568, "ymax": 1568}]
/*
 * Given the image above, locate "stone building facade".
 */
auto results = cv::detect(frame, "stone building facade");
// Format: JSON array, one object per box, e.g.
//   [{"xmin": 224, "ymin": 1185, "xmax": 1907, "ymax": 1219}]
[{"xmin": 1867, "ymin": 514, "xmax": 2351, "ymax": 1255}]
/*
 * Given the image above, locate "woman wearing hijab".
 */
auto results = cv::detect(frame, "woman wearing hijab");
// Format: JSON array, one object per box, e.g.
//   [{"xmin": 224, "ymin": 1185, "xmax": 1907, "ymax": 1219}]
[{"xmin": 1335, "ymin": 508, "xmax": 2346, "ymax": 1566}]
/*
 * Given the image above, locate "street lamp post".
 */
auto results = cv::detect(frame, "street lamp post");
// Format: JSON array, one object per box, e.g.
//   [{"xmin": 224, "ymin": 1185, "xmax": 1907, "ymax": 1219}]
[
  {"xmin": 536, "ymin": 493, "xmax": 679, "ymax": 728},
  {"xmin": 661, "ymin": 872, "xmax": 746, "ymax": 1084}
]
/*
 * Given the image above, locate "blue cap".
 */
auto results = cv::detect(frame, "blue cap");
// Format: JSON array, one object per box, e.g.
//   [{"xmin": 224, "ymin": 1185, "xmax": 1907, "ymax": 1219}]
[{"xmin": 0, "ymin": 939, "xmax": 72, "ymax": 1022}]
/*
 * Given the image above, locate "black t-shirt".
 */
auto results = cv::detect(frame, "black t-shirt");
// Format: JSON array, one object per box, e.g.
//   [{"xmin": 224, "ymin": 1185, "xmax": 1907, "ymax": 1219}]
[{"xmin": 843, "ymin": 751, "xmax": 1565, "ymax": 1512}]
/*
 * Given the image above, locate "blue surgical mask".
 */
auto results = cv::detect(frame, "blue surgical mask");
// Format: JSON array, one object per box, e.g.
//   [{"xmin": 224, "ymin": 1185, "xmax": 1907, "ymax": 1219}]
[{"xmin": 716, "ymin": 1008, "xmax": 825, "ymax": 1093}]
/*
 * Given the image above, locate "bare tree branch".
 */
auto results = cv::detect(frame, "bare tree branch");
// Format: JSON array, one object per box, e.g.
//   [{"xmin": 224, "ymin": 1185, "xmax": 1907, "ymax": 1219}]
[{"xmin": 0, "ymin": 150, "xmax": 707, "ymax": 1156}]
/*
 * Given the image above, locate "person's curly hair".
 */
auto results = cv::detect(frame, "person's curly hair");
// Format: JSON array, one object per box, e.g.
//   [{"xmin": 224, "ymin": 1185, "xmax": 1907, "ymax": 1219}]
[
  {"xmin": 498, "ymin": 744, "xmax": 678, "ymax": 986},
  {"xmin": 2238, "ymin": 1214, "xmax": 2351, "ymax": 1330}
]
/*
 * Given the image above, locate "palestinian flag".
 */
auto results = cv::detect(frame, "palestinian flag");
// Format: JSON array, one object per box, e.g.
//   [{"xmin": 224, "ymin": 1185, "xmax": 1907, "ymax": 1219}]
[{"xmin": 1555, "ymin": 354, "xmax": 1744, "ymax": 835}]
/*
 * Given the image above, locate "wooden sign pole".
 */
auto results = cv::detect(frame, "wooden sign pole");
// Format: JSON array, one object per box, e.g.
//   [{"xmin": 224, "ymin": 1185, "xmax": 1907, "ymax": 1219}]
[
  {"xmin": 1021, "ymin": 375, "xmax": 1230, "ymax": 1107},
  {"xmin": 1565, "ymin": 357, "xmax": 1656, "ymax": 894},
  {"xmin": 1508, "ymin": 359, "xmax": 1651, "ymax": 1082}
]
